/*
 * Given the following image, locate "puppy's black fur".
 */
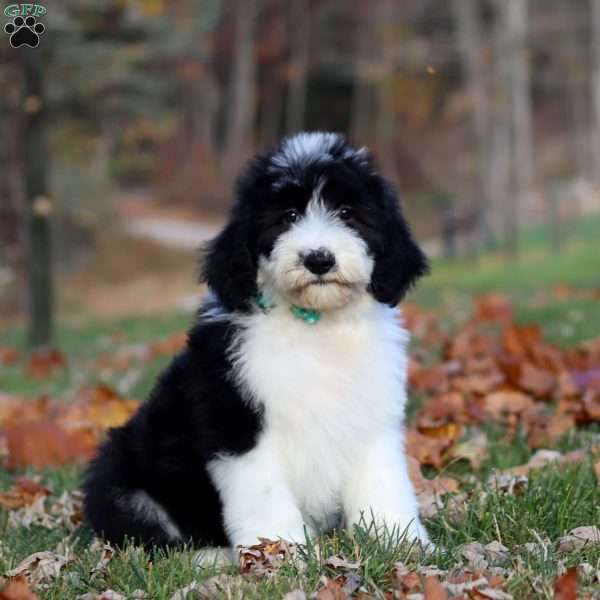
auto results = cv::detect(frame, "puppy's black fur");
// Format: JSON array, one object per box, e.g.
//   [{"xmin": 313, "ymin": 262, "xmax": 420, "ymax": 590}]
[{"xmin": 83, "ymin": 134, "xmax": 427, "ymax": 547}]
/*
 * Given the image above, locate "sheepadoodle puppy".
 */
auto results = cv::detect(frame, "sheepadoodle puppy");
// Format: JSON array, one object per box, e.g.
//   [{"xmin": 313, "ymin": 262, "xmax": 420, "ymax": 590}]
[{"xmin": 84, "ymin": 132, "xmax": 430, "ymax": 550}]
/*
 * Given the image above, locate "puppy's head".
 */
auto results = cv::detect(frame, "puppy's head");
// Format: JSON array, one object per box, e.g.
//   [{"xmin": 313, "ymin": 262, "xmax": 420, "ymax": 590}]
[{"xmin": 202, "ymin": 132, "xmax": 428, "ymax": 312}]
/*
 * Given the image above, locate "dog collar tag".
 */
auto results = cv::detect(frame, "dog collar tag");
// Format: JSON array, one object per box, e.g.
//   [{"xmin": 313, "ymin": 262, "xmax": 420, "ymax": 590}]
[
  {"xmin": 290, "ymin": 305, "xmax": 321, "ymax": 325},
  {"xmin": 255, "ymin": 292, "xmax": 273, "ymax": 313}
]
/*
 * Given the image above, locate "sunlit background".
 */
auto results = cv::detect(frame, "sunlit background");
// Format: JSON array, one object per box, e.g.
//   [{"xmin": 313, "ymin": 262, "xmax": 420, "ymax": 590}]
[{"xmin": 1, "ymin": 0, "xmax": 599, "ymax": 345}]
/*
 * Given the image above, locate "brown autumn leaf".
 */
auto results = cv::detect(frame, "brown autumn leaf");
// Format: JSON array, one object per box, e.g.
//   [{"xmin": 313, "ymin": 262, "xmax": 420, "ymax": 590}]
[
  {"xmin": 4, "ymin": 420, "xmax": 98, "ymax": 470},
  {"xmin": 0, "ymin": 478, "xmax": 51, "ymax": 510},
  {"xmin": 553, "ymin": 567, "xmax": 577, "ymax": 600},
  {"xmin": 418, "ymin": 422, "xmax": 463, "ymax": 442},
  {"xmin": 315, "ymin": 574, "xmax": 360, "ymax": 600},
  {"xmin": 238, "ymin": 538, "xmax": 297, "ymax": 577},
  {"xmin": 0, "ymin": 576, "xmax": 40, "ymax": 600},
  {"xmin": 25, "ymin": 349, "xmax": 66, "ymax": 379},
  {"xmin": 407, "ymin": 456, "xmax": 459, "ymax": 496},
  {"xmin": 0, "ymin": 345, "xmax": 19, "ymax": 365},
  {"xmin": 406, "ymin": 429, "xmax": 454, "ymax": 468},
  {"xmin": 0, "ymin": 394, "xmax": 49, "ymax": 427},
  {"xmin": 582, "ymin": 390, "xmax": 600, "ymax": 421},
  {"xmin": 148, "ymin": 332, "xmax": 187, "ymax": 357},
  {"xmin": 444, "ymin": 328, "xmax": 497, "ymax": 361},
  {"xmin": 516, "ymin": 362, "xmax": 556, "ymax": 398},
  {"xmin": 594, "ymin": 460, "xmax": 600, "ymax": 484},
  {"xmin": 502, "ymin": 324, "xmax": 541, "ymax": 357},
  {"xmin": 474, "ymin": 294, "xmax": 514, "ymax": 323},
  {"xmin": 445, "ymin": 433, "xmax": 488, "ymax": 469},
  {"xmin": 526, "ymin": 413, "xmax": 576, "ymax": 448},
  {"xmin": 423, "ymin": 576, "xmax": 449, "ymax": 600},
  {"xmin": 418, "ymin": 392, "xmax": 465, "ymax": 423},
  {"xmin": 483, "ymin": 390, "xmax": 536, "ymax": 418},
  {"xmin": 7, "ymin": 551, "xmax": 71, "ymax": 587},
  {"xmin": 464, "ymin": 371, "xmax": 505, "ymax": 395},
  {"xmin": 557, "ymin": 526, "xmax": 600, "ymax": 552},
  {"xmin": 409, "ymin": 363, "xmax": 449, "ymax": 394}
]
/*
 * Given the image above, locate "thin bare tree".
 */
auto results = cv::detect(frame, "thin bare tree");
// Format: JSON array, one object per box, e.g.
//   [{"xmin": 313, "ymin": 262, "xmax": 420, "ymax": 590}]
[
  {"xmin": 224, "ymin": 0, "xmax": 259, "ymax": 175},
  {"xmin": 22, "ymin": 50, "xmax": 53, "ymax": 347},
  {"xmin": 592, "ymin": 0, "xmax": 600, "ymax": 186},
  {"xmin": 285, "ymin": 0, "xmax": 310, "ymax": 134},
  {"xmin": 452, "ymin": 0, "xmax": 494, "ymax": 245}
]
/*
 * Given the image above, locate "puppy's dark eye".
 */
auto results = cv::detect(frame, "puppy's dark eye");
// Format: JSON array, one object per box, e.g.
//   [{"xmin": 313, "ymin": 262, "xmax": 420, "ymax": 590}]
[
  {"xmin": 283, "ymin": 209, "xmax": 300, "ymax": 224},
  {"xmin": 339, "ymin": 206, "xmax": 353, "ymax": 221}
]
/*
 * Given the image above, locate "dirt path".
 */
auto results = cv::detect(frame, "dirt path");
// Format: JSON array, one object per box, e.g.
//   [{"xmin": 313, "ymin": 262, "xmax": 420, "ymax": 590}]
[{"xmin": 123, "ymin": 217, "xmax": 221, "ymax": 250}]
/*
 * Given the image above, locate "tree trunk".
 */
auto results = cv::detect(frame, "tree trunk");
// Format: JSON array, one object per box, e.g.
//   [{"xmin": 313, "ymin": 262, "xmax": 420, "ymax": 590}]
[
  {"xmin": 452, "ymin": 0, "xmax": 494, "ymax": 246},
  {"xmin": 350, "ymin": 0, "xmax": 372, "ymax": 144},
  {"xmin": 491, "ymin": 0, "xmax": 516, "ymax": 256},
  {"xmin": 285, "ymin": 0, "xmax": 310, "ymax": 134},
  {"xmin": 373, "ymin": 0, "xmax": 397, "ymax": 181},
  {"xmin": 506, "ymin": 0, "xmax": 535, "ymax": 243},
  {"xmin": 22, "ymin": 50, "xmax": 53, "ymax": 347},
  {"xmin": 591, "ymin": 0, "xmax": 600, "ymax": 185},
  {"xmin": 224, "ymin": 0, "xmax": 258, "ymax": 176}
]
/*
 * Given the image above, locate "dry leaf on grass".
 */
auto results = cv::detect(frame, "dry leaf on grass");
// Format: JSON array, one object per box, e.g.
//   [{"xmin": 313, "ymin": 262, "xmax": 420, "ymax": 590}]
[
  {"xmin": 324, "ymin": 556, "xmax": 361, "ymax": 570},
  {"xmin": 169, "ymin": 575, "xmax": 243, "ymax": 600},
  {"xmin": 0, "ymin": 576, "xmax": 40, "ymax": 600},
  {"xmin": 7, "ymin": 552, "xmax": 71, "ymax": 587},
  {"xmin": 553, "ymin": 567, "xmax": 577, "ymax": 600},
  {"xmin": 423, "ymin": 576, "xmax": 448, "ymax": 600},
  {"xmin": 283, "ymin": 590, "xmax": 307, "ymax": 600},
  {"xmin": 0, "ymin": 346, "xmax": 19, "ymax": 365},
  {"xmin": 238, "ymin": 538, "xmax": 298, "ymax": 577},
  {"xmin": 315, "ymin": 573, "xmax": 360, "ymax": 600},
  {"xmin": 25, "ymin": 349, "xmax": 66, "ymax": 379},
  {"xmin": 557, "ymin": 526, "xmax": 600, "ymax": 552},
  {"xmin": 0, "ymin": 479, "xmax": 50, "ymax": 510},
  {"xmin": 76, "ymin": 591, "xmax": 127, "ymax": 600}
]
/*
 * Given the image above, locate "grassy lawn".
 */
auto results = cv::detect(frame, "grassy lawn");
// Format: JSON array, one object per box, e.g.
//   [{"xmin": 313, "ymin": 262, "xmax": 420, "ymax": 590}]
[{"xmin": 1, "ymin": 218, "xmax": 599, "ymax": 598}]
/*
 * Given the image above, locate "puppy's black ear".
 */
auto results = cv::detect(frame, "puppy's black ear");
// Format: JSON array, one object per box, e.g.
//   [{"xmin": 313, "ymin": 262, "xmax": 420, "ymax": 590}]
[
  {"xmin": 200, "ymin": 211, "xmax": 257, "ymax": 312},
  {"xmin": 369, "ymin": 179, "xmax": 428, "ymax": 306}
]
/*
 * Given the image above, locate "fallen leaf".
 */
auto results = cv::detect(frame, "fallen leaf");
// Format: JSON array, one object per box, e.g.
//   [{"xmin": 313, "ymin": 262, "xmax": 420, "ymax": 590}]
[
  {"xmin": 4, "ymin": 420, "xmax": 97, "ymax": 469},
  {"xmin": 283, "ymin": 591, "xmax": 307, "ymax": 600},
  {"xmin": 582, "ymin": 390, "xmax": 600, "ymax": 421},
  {"xmin": 25, "ymin": 349, "xmax": 66, "ymax": 379},
  {"xmin": 474, "ymin": 294, "xmax": 513, "ymax": 323},
  {"xmin": 517, "ymin": 363, "xmax": 556, "ymax": 398},
  {"xmin": 0, "ymin": 478, "xmax": 51, "ymax": 510},
  {"xmin": 76, "ymin": 592, "xmax": 127, "ymax": 600},
  {"xmin": 423, "ymin": 576, "xmax": 448, "ymax": 600},
  {"xmin": 557, "ymin": 526, "xmax": 600, "ymax": 552},
  {"xmin": 7, "ymin": 551, "xmax": 71, "ymax": 587},
  {"xmin": 148, "ymin": 332, "xmax": 187, "ymax": 357},
  {"xmin": 526, "ymin": 414, "xmax": 575, "ymax": 448},
  {"xmin": 406, "ymin": 429, "xmax": 454, "ymax": 468},
  {"xmin": 324, "ymin": 556, "xmax": 361, "ymax": 570},
  {"xmin": 553, "ymin": 566, "xmax": 577, "ymax": 600},
  {"xmin": 0, "ymin": 346, "xmax": 19, "ymax": 365},
  {"xmin": 483, "ymin": 391, "xmax": 535, "ymax": 418},
  {"xmin": 445, "ymin": 433, "xmax": 488, "ymax": 469},
  {"xmin": 0, "ymin": 576, "xmax": 40, "ymax": 600}
]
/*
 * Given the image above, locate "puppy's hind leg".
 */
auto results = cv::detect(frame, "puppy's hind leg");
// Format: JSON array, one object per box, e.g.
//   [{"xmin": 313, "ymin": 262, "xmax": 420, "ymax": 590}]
[{"xmin": 208, "ymin": 437, "xmax": 307, "ymax": 549}]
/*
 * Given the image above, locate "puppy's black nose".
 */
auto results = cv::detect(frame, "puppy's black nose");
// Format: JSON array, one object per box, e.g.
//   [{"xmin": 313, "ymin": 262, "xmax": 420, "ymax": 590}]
[{"xmin": 303, "ymin": 248, "xmax": 336, "ymax": 275}]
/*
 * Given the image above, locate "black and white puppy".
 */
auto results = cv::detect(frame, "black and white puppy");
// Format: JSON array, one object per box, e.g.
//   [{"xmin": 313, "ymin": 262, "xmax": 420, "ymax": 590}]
[{"xmin": 84, "ymin": 132, "xmax": 430, "ymax": 550}]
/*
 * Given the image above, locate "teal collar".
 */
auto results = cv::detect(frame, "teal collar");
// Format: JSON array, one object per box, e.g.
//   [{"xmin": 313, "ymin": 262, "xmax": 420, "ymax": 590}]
[{"xmin": 256, "ymin": 292, "xmax": 321, "ymax": 325}]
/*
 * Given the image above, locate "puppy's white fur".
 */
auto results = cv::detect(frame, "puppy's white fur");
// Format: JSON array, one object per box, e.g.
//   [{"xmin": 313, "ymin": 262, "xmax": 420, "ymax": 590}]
[{"xmin": 207, "ymin": 198, "xmax": 428, "ymax": 548}]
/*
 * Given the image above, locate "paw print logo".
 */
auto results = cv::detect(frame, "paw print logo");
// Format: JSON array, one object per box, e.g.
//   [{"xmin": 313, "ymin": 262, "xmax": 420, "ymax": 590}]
[{"xmin": 4, "ymin": 15, "xmax": 45, "ymax": 48}]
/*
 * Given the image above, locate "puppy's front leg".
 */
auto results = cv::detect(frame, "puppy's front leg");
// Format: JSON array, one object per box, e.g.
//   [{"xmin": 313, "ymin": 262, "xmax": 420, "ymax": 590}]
[
  {"xmin": 208, "ymin": 437, "xmax": 307, "ymax": 548},
  {"xmin": 343, "ymin": 429, "xmax": 430, "ymax": 544}
]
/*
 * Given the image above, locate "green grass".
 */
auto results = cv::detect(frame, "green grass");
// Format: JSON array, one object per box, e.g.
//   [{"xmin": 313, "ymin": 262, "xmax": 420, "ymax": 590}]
[{"xmin": 1, "ymin": 217, "xmax": 600, "ymax": 598}]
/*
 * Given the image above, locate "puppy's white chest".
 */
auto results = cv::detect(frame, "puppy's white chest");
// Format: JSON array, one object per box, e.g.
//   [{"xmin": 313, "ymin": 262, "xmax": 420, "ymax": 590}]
[{"xmin": 231, "ymin": 302, "xmax": 409, "ymax": 524}]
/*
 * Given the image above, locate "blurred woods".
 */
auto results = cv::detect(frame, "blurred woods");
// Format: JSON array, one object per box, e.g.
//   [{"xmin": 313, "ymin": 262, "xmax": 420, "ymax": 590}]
[{"xmin": 1, "ymin": 0, "xmax": 600, "ymax": 346}]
